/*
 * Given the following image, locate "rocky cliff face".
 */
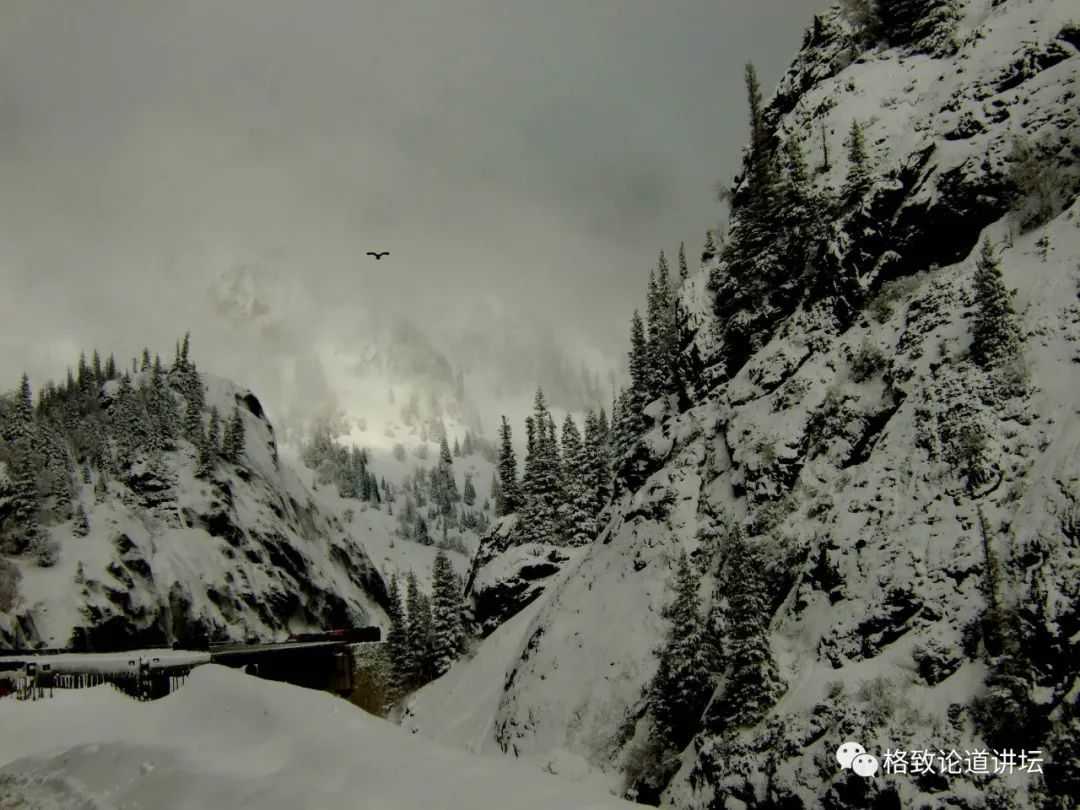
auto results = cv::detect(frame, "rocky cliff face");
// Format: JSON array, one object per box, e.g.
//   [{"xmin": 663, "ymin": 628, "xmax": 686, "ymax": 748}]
[
  {"xmin": 0, "ymin": 374, "xmax": 389, "ymax": 650},
  {"xmin": 408, "ymin": 2, "xmax": 1080, "ymax": 807}
]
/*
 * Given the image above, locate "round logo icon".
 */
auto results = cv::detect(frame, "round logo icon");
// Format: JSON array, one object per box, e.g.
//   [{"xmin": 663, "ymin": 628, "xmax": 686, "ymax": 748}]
[
  {"xmin": 836, "ymin": 742, "xmax": 866, "ymax": 770},
  {"xmin": 852, "ymin": 753, "xmax": 880, "ymax": 777}
]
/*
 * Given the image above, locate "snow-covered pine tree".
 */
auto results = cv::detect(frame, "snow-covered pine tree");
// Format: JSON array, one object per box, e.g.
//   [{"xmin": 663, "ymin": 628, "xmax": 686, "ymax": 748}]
[
  {"xmin": 496, "ymin": 415, "xmax": 521, "ymax": 515},
  {"xmin": 412, "ymin": 588, "xmax": 435, "ymax": 684},
  {"xmin": 843, "ymin": 118, "xmax": 871, "ymax": 203},
  {"xmin": 522, "ymin": 415, "xmax": 538, "ymax": 497},
  {"xmin": 645, "ymin": 267, "xmax": 663, "ymax": 400},
  {"xmin": 971, "ymin": 240, "xmax": 1022, "ymax": 368},
  {"xmin": 655, "ymin": 251, "xmax": 677, "ymax": 394},
  {"xmin": 77, "ymin": 352, "xmax": 91, "ymax": 398},
  {"xmin": 708, "ymin": 527, "xmax": 783, "ymax": 731},
  {"xmin": 557, "ymin": 414, "xmax": 593, "ymax": 545},
  {"xmin": 7, "ymin": 440, "xmax": 40, "ymax": 551},
  {"xmin": 628, "ymin": 310, "xmax": 649, "ymax": 420},
  {"xmin": 221, "ymin": 406, "xmax": 245, "ymax": 463},
  {"xmin": 678, "ymin": 241, "xmax": 689, "ymax": 281},
  {"xmin": 701, "ymin": 229, "xmax": 718, "ymax": 264},
  {"xmin": 521, "ymin": 390, "xmax": 561, "ymax": 543},
  {"xmin": 718, "ymin": 62, "xmax": 783, "ymax": 306},
  {"xmin": 583, "ymin": 409, "xmax": 610, "ymax": 525},
  {"xmin": 402, "ymin": 572, "xmax": 424, "ymax": 688},
  {"xmin": 140, "ymin": 348, "xmax": 151, "ymax": 372},
  {"xmin": 430, "ymin": 551, "xmax": 464, "ymax": 676},
  {"xmin": 14, "ymin": 373, "xmax": 35, "ymax": 442},
  {"xmin": 453, "ymin": 437, "xmax": 461, "ymax": 457},
  {"xmin": 414, "ymin": 515, "xmax": 431, "ymax": 545},
  {"xmin": 195, "ymin": 420, "xmax": 214, "ymax": 479},
  {"xmin": 386, "ymin": 575, "xmax": 408, "ymax": 694},
  {"xmin": 649, "ymin": 550, "xmax": 713, "ymax": 749},
  {"xmin": 463, "ymin": 473, "xmax": 476, "ymax": 506},
  {"xmin": 545, "ymin": 414, "xmax": 561, "ymax": 492},
  {"xmin": 207, "ymin": 406, "xmax": 221, "ymax": 455}
]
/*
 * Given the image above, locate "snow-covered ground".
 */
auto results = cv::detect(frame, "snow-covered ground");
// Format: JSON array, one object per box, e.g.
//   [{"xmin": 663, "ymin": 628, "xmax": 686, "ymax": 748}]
[{"xmin": 0, "ymin": 664, "xmax": 641, "ymax": 810}]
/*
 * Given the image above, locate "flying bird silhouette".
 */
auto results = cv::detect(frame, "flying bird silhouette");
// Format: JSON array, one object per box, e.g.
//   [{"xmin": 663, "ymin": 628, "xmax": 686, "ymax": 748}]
[{"xmin": 366, "ymin": 251, "xmax": 390, "ymax": 260}]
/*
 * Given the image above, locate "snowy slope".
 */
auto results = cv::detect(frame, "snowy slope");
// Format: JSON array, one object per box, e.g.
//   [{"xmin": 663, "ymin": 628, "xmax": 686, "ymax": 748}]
[
  {"xmin": 0, "ymin": 664, "xmax": 640, "ymax": 810},
  {"xmin": 407, "ymin": 2, "xmax": 1080, "ymax": 808},
  {"xmin": 285, "ymin": 408, "xmax": 495, "ymax": 598}
]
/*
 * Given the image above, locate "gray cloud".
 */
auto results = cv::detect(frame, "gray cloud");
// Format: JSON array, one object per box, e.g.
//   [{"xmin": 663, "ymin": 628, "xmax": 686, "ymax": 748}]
[{"xmin": 0, "ymin": 0, "xmax": 825, "ymax": 432}]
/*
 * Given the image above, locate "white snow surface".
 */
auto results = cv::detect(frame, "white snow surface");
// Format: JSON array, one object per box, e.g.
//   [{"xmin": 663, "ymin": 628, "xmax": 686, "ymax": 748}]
[{"xmin": 0, "ymin": 664, "xmax": 641, "ymax": 810}]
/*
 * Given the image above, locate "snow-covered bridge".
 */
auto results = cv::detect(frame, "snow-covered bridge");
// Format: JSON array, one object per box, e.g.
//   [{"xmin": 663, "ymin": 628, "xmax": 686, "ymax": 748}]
[{"xmin": 0, "ymin": 631, "xmax": 380, "ymax": 701}]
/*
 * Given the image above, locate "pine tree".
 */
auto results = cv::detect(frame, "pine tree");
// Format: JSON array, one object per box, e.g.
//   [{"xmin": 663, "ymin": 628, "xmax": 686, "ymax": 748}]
[
  {"xmin": 15, "ymin": 373, "xmax": 34, "ymax": 440},
  {"xmin": 414, "ymin": 515, "xmax": 431, "ymax": 545},
  {"xmin": 556, "ymin": 414, "xmax": 593, "ymax": 545},
  {"xmin": 971, "ymin": 240, "xmax": 1022, "ymax": 368},
  {"xmin": 411, "ymin": 588, "xmax": 434, "ymax": 684},
  {"xmin": 496, "ymin": 415, "xmax": 522, "ymax": 515},
  {"xmin": 463, "ymin": 473, "xmax": 476, "ymax": 506},
  {"xmin": 582, "ymin": 410, "xmax": 610, "ymax": 525},
  {"xmin": 646, "ymin": 268, "xmax": 663, "ymax": 399},
  {"xmin": 402, "ymin": 572, "xmax": 424, "ymax": 688},
  {"xmin": 710, "ymin": 527, "xmax": 783, "ymax": 730},
  {"xmin": 222, "ymin": 407, "xmax": 245, "ymax": 463},
  {"xmin": 195, "ymin": 419, "xmax": 214, "ymax": 479},
  {"xmin": 453, "ymin": 437, "xmax": 461, "ymax": 457},
  {"xmin": 678, "ymin": 241, "xmax": 689, "ymax": 281},
  {"xmin": 430, "ymin": 551, "xmax": 464, "ymax": 676},
  {"xmin": 522, "ymin": 416, "xmax": 537, "ymax": 500},
  {"xmin": 183, "ymin": 396, "xmax": 202, "ymax": 443},
  {"xmin": 207, "ymin": 407, "xmax": 221, "ymax": 455},
  {"xmin": 655, "ymin": 251, "xmax": 677, "ymax": 394},
  {"xmin": 10, "ymin": 440, "xmax": 40, "ymax": 548},
  {"xmin": 104, "ymin": 354, "xmax": 117, "ymax": 381},
  {"xmin": 628, "ymin": 310, "xmax": 649, "ymax": 414},
  {"xmin": 650, "ymin": 550, "xmax": 713, "ymax": 749},
  {"xmin": 546, "ymin": 414, "xmax": 561, "ymax": 488},
  {"xmin": 844, "ymin": 119, "xmax": 871, "ymax": 203},
  {"xmin": 141, "ymin": 348, "xmax": 151, "ymax": 372},
  {"xmin": 722, "ymin": 64, "xmax": 782, "ymax": 290},
  {"xmin": 701, "ymin": 229, "xmax": 718, "ymax": 264},
  {"xmin": 386, "ymin": 575, "xmax": 408, "ymax": 691},
  {"xmin": 521, "ymin": 389, "xmax": 561, "ymax": 543},
  {"xmin": 77, "ymin": 352, "xmax": 91, "ymax": 396},
  {"xmin": 91, "ymin": 350, "xmax": 103, "ymax": 384}
]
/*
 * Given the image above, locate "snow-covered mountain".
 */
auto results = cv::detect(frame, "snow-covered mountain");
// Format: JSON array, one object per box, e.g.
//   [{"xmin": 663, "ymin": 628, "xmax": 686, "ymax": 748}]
[
  {"xmin": 0, "ymin": 370, "xmax": 392, "ymax": 649},
  {"xmin": 406, "ymin": 2, "xmax": 1080, "ymax": 808}
]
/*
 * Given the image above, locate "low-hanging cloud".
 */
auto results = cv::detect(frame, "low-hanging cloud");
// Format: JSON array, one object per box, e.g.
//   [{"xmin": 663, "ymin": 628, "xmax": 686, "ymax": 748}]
[{"xmin": 0, "ymin": 0, "xmax": 825, "ymax": 433}]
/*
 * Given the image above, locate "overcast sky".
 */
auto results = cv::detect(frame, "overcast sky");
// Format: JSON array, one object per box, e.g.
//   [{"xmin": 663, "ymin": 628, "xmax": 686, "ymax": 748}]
[{"xmin": 0, "ymin": 0, "xmax": 825, "ymax": 432}]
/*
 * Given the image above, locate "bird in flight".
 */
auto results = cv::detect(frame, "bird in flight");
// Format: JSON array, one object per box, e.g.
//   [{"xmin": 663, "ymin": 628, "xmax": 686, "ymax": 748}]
[{"xmin": 366, "ymin": 251, "xmax": 390, "ymax": 260}]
